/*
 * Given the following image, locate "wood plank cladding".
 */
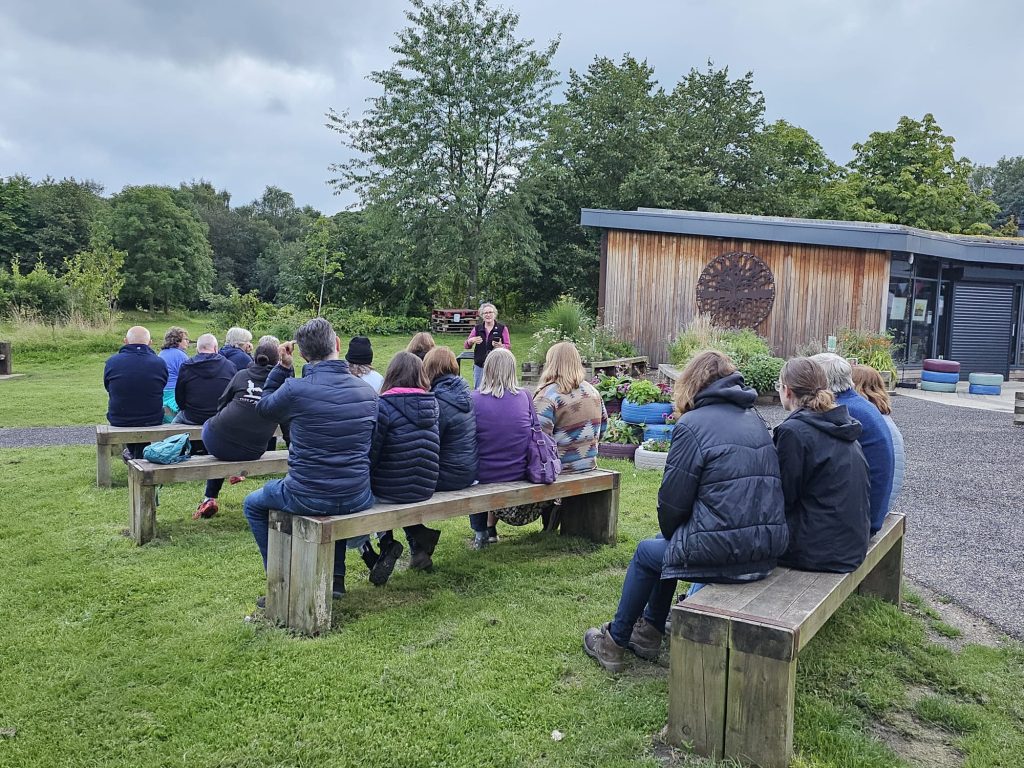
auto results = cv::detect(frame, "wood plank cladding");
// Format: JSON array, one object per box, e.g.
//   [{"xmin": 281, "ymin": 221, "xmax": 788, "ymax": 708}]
[{"xmin": 601, "ymin": 230, "xmax": 891, "ymax": 363}]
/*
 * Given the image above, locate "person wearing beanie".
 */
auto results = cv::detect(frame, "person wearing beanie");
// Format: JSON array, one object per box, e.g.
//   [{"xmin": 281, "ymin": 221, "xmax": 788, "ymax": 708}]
[{"xmin": 346, "ymin": 336, "xmax": 383, "ymax": 393}]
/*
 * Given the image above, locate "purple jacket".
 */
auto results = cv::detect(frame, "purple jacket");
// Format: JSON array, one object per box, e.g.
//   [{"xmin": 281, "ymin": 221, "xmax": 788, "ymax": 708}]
[{"xmin": 471, "ymin": 388, "xmax": 532, "ymax": 483}]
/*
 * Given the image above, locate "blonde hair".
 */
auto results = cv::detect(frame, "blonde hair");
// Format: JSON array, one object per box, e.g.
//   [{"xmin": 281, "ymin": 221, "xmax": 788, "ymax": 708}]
[
  {"xmin": 406, "ymin": 332, "xmax": 436, "ymax": 359},
  {"xmin": 852, "ymin": 364, "xmax": 891, "ymax": 415},
  {"xmin": 479, "ymin": 348, "xmax": 520, "ymax": 398},
  {"xmin": 781, "ymin": 357, "xmax": 836, "ymax": 412},
  {"xmin": 423, "ymin": 346, "xmax": 459, "ymax": 384},
  {"xmin": 537, "ymin": 341, "xmax": 585, "ymax": 395},
  {"xmin": 673, "ymin": 350, "xmax": 738, "ymax": 414}
]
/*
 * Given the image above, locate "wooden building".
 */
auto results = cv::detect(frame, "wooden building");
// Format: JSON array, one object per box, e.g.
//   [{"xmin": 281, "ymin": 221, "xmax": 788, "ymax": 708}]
[{"xmin": 582, "ymin": 208, "xmax": 1024, "ymax": 379}]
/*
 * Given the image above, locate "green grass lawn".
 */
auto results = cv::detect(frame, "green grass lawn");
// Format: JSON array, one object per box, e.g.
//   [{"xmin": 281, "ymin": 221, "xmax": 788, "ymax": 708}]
[{"xmin": 1, "ymin": 447, "xmax": 1022, "ymax": 767}]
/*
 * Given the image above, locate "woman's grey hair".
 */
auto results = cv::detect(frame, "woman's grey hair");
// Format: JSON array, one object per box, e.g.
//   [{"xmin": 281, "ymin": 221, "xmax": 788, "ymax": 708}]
[
  {"xmin": 810, "ymin": 353, "xmax": 854, "ymax": 394},
  {"xmin": 479, "ymin": 302, "xmax": 497, "ymax": 314},
  {"xmin": 225, "ymin": 327, "xmax": 252, "ymax": 346},
  {"xmin": 294, "ymin": 318, "xmax": 337, "ymax": 362},
  {"xmin": 479, "ymin": 348, "xmax": 519, "ymax": 398},
  {"xmin": 257, "ymin": 335, "xmax": 279, "ymax": 347}
]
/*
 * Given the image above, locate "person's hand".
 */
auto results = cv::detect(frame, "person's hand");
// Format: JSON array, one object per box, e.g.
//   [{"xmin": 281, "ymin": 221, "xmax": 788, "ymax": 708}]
[
  {"xmin": 241, "ymin": 341, "xmax": 253, "ymax": 355},
  {"xmin": 468, "ymin": 335, "xmax": 483, "ymax": 345},
  {"xmin": 491, "ymin": 339, "xmax": 503, "ymax": 348},
  {"xmin": 278, "ymin": 341, "xmax": 295, "ymax": 369}
]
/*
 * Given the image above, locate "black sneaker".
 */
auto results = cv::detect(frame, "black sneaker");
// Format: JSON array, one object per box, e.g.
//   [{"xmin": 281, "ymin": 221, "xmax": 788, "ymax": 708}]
[
  {"xmin": 332, "ymin": 577, "xmax": 346, "ymax": 599},
  {"xmin": 360, "ymin": 541, "xmax": 380, "ymax": 570},
  {"xmin": 369, "ymin": 539, "xmax": 403, "ymax": 586}
]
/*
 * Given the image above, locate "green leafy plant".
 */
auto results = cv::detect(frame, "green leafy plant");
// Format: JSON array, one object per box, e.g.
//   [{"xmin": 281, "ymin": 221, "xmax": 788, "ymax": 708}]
[
  {"xmin": 591, "ymin": 374, "xmax": 632, "ymax": 402},
  {"xmin": 528, "ymin": 296, "xmax": 636, "ymax": 363},
  {"xmin": 624, "ymin": 379, "xmax": 672, "ymax": 405},
  {"xmin": 836, "ymin": 327, "xmax": 899, "ymax": 381},
  {"xmin": 742, "ymin": 355, "xmax": 785, "ymax": 395},
  {"xmin": 602, "ymin": 417, "xmax": 641, "ymax": 445},
  {"xmin": 668, "ymin": 315, "xmax": 783, "ymax": 395},
  {"xmin": 641, "ymin": 438, "xmax": 672, "ymax": 453}
]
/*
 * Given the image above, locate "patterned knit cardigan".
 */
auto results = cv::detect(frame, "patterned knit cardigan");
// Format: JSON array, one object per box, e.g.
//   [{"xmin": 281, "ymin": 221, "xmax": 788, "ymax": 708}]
[{"xmin": 533, "ymin": 381, "xmax": 609, "ymax": 473}]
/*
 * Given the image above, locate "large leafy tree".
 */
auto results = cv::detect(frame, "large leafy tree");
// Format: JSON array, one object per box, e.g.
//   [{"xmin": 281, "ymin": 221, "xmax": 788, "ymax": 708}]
[
  {"xmin": 327, "ymin": 0, "xmax": 558, "ymax": 305},
  {"xmin": 28, "ymin": 178, "xmax": 105, "ymax": 271},
  {"xmin": 977, "ymin": 155, "xmax": 1024, "ymax": 230},
  {"xmin": 846, "ymin": 114, "xmax": 997, "ymax": 233},
  {"xmin": 109, "ymin": 185, "xmax": 214, "ymax": 311},
  {"xmin": 0, "ymin": 175, "xmax": 34, "ymax": 267}
]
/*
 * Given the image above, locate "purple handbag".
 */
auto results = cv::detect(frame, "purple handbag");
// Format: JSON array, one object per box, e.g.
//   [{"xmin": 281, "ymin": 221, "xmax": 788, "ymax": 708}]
[{"xmin": 527, "ymin": 397, "xmax": 562, "ymax": 485}]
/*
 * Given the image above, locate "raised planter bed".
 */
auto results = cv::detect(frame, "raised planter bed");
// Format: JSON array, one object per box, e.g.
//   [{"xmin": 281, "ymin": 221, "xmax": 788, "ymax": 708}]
[
  {"xmin": 643, "ymin": 423, "xmax": 674, "ymax": 442},
  {"xmin": 598, "ymin": 442, "xmax": 639, "ymax": 461},
  {"xmin": 621, "ymin": 400, "xmax": 673, "ymax": 425},
  {"xmin": 525, "ymin": 356, "xmax": 650, "ymax": 387},
  {"xmin": 634, "ymin": 445, "xmax": 668, "ymax": 470}
]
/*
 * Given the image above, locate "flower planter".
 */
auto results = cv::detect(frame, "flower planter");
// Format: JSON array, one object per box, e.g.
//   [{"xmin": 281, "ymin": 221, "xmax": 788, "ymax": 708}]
[
  {"xmin": 603, "ymin": 397, "xmax": 623, "ymax": 416},
  {"xmin": 643, "ymin": 423, "xmax": 674, "ymax": 442},
  {"xmin": 634, "ymin": 445, "xmax": 668, "ymax": 470},
  {"xmin": 620, "ymin": 400, "xmax": 673, "ymax": 425},
  {"xmin": 598, "ymin": 442, "xmax": 638, "ymax": 461}
]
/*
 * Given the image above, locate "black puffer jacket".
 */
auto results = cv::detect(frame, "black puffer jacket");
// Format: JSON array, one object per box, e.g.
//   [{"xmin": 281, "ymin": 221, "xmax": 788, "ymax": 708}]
[
  {"xmin": 774, "ymin": 406, "xmax": 871, "ymax": 573},
  {"xmin": 175, "ymin": 352, "xmax": 236, "ymax": 424},
  {"xmin": 432, "ymin": 374, "xmax": 477, "ymax": 491},
  {"xmin": 658, "ymin": 372, "xmax": 788, "ymax": 583},
  {"xmin": 256, "ymin": 360, "xmax": 377, "ymax": 500},
  {"xmin": 370, "ymin": 390, "xmax": 441, "ymax": 503}
]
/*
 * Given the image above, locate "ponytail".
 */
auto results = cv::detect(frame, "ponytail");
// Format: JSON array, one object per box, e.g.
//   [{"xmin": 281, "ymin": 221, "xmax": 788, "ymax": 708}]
[{"xmin": 780, "ymin": 358, "xmax": 835, "ymax": 413}]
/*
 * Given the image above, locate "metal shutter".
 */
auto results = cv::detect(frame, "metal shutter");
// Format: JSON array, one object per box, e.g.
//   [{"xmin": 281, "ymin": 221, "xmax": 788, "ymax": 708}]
[{"xmin": 950, "ymin": 282, "xmax": 1014, "ymax": 377}]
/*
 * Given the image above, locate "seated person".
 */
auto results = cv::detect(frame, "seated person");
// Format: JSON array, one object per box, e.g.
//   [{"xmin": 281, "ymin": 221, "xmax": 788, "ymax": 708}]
[
  {"xmin": 103, "ymin": 325, "xmax": 168, "ymax": 460},
  {"xmin": 369, "ymin": 352, "xmax": 442, "ymax": 579},
  {"xmin": 775, "ymin": 357, "xmax": 871, "ymax": 572},
  {"xmin": 158, "ymin": 326, "xmax": 190, "ymax": 422},
  {"xmin": 221, "ymin": 327, "xmax": 254, "ymax": 371},
  {"xmin": 174, "ymin": 333, "xmax": 236, "ymax": 426},
  {"xmin": 852, "ymin": 364, "xmax": 905, "ymax": 510},
  {"xmin": 584, "ymin": 351, "xmax": 789, "ymax": 672},
  {"xmin": 346, "ymin": 336, "xmax": 384, "ymax": 392},
  {"xmin": 406, "ymin": 332, "xmax": 436, "ymax": 360},
  {"xmin": 193, "ymin": 339, "xmax": 283, "ymax": 520},
  {"xmin": 423, "ymin": 346, "xmax": 477, "ymax": 492}
]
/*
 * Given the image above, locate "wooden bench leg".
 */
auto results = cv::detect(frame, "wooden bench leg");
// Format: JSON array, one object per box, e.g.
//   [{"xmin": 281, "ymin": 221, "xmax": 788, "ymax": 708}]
[
  {"xmin": 668, "ymin": 608, "xmax": 729, "ymax": 759},
  {"xmin": 129, "ymin": 471, "xmax": 157, "ymax": 545},
  {"xmin": 558, "ymin": 479, "xmax": 619, "ymax": 545},
  {"xmin": 723, "ymin": 649, "xmax": 797, "ymax": 768},
  {"xmin": 286, "ymin": 517, "xmax": 335, "ymax": 636},
  {"xmin": 97, "ymin": 443, "xmax": 113, "ymax": 488},
  {"xmin": 858, "ymin": 528, "xmax": 904, "ymax": 605},
  {"xmin": 265, "ymin": 511, "xmax": 292, "ymax": 625}
]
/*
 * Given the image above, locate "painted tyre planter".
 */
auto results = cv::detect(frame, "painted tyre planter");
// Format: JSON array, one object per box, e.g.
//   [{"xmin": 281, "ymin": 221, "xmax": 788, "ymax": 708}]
[
  {"xmin": 620, "ymin": 400, "xmax": 673, "ymax": 425},
  {"xmin": 922, "ymin": 358, "xmax": 960, "ymax": 374},
  {"xmin": 920, "ymin": 380, "xmax": 957, "ymax": 393},
  {"xmin": 968, "ymin": 372, "xmax": 1003, "ymax": 387},
  {"xmin": 643, "ymin": 423, "xmax": 674, "ymax": 442},
  {"xmin": 598, "ymin": 442, "xmax": 639, "ymax": 461},
  {"xmin": 634, "ymin": 446, "xmax": 668, "ymax": 470},
  {"xmin": 969, "ymin": 384, "xmax": 1002, "ymax": 396},
  {"xmin": 921, "ymin": 370, "xmax": 959, "ymax": 384},
  {"xmin": 604, "ymin": 398, "xmax": 623, "ymax": 416}
]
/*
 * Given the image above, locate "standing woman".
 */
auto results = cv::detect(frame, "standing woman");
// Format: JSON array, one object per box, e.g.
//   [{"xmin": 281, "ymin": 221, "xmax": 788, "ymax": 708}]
[
  {"xmin": 852, "ymin": 364, "xmax": 905, "ymax": 509},
  {"xmin": 776, "ymin": 358, "xmax": 872, "ymax": 572},
  {"xmin": 583, "ymin": 351, "xmax": 788, "ymax": 672},
  {"xmin": 158, "ymin": 326, "xmax": 190, "ymax": 422},
  {"xmin": 465, "ymin": 302, "xmax": 511, "ymax": 389}
]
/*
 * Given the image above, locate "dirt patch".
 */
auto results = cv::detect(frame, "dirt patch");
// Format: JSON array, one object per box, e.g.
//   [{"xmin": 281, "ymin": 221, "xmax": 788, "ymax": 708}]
[
  {"xmin": 906, "ymin": 578, "xmax": 1008, "ymax": 650},
  {"xmin": 870, "ymin": 709, "xmax": 964, "ymax": 768}
]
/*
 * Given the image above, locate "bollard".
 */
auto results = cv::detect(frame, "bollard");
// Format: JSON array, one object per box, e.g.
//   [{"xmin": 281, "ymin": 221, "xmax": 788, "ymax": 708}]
[
  {"xmin": 1015, "ymin": 391, "xmax": 1024, "ymax": 427},
  {"xmin": 0, "ymin": 341, "xmax": 10, "ymax": 376}
]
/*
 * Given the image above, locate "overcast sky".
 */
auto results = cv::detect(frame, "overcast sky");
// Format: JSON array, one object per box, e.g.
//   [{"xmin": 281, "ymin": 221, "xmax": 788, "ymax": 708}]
[{"xmin": 2, "ymin": 0, "xmax": 1021, "ymax": 214}]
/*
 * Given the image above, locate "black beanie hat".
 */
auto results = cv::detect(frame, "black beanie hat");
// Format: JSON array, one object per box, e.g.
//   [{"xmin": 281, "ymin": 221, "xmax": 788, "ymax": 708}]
[{"xmin": 346, "ymin": 336, "xmax": 373, "ymax": 365}]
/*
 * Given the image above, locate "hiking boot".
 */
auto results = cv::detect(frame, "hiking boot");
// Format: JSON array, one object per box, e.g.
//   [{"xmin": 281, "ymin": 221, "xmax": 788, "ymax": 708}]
[
  {"xmin": 471, "ymin": 531, "xmax": 489, "ymax": 550},
  {"xmin": 370, "ymin": 539, "xmax": 403, "ymax": 586},
  {"xmin": 409, "ymin": 550, "xmax": 434, "ymax": 571},
  {"xmin": 628, "ymin": 618, "xmax": 665, "ymax": 661},
  {"xmin": 193, "ymin": 498, "xmax": 218, "ymax": 520},
  {"xmin": 228, "ymin": 475, "xmax": 246, "ymax": 485},
  {"xmin": 583, "ymin": 622, "xmax": 625, "ymax": 673},
  {"xmin": 332, "ymin": 577, "xmax": 345, "ymax": 599},
  {"xmin": 486, "ymin": 526, "xmax": 500, "ymax": 544},
  {"xmin": 416, "ymin": 526, "xmax": 442, "ymax": 556},
  {"xmin": 360, "ymin": 541, "xmax": 380, "ymax": 570}
]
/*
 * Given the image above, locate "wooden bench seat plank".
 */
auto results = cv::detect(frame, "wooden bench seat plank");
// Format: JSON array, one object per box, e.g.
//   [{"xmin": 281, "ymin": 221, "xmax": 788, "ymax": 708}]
[{"xmin": 128, "ymin": 451, "xmax": 289, "ymax": 485}]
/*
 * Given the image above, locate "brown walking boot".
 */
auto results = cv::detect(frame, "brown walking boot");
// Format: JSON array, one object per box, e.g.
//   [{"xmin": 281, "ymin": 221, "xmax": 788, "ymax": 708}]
[
  {"xmin": 628, "ymin": 618, "xmax": 664, "ymax": 661},
  {"xmin": 583, "ymin": 622, "xmax": 625, "ymax": 673}
]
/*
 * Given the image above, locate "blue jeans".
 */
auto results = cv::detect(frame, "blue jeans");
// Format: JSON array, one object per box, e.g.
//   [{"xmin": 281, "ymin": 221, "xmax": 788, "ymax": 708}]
[
  {"xmin": 609, "ymin": 535, "xmax": 677, "ymax": 647},
  {"xmin": 473, "ymin": 365, "xmax": 484, "ymax": 389},
  {"xmin": 243, "ymin": 479, "xmax": 374, "ymax": 585}
]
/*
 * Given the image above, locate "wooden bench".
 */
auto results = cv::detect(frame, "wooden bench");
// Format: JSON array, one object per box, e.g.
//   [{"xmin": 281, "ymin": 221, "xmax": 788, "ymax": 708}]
[
  {"xmin": 667, "ymin": 513, "xmax": 906, "ymax": 768},
  {"xmin": 265, "ymin": 469, "xmax": 621, "ymax": 635},
  {"xmin": 97, "ymin": 424, "xmax": 282, "ymax": 487},
  {"xmin": 126, "ymin": 451, "xmax": 290, "ymax": 545}
]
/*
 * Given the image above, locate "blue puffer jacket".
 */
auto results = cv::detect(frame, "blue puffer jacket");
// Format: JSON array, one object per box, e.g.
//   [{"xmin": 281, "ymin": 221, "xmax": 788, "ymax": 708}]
[
  {"xmin": 883, "ymin": 414, "xmax": 905, "ymax": 509},
  {"xmin": 432, "ymin": 374, "xmax": 477, "ymax": 491},
  {"xmin": 836, "ymin": 389, "xmax": 894, "ymax": 534},
  {"xmin": 658, "ymin": 372, "xmax": 789, "ymax": 583},
  {"xmin": 256, "ymin": 359, "xmax": 377, "ymax": 500},
  {"xmin": 221, "ymin": 344, "xmax": 253, "ymax": 372},
  {"xmin": 370, "ymin": 389, "xmax": 440, "ymax": 503}
]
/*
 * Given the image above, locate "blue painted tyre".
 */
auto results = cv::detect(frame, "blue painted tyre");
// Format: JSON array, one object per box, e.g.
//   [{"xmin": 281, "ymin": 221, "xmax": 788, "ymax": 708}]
[
  {"xmin": 920, "ymin": 380, "xmax": 957, "ymax": 393},
  {"xmin": 968, "ymin": 384, "xmax": 1002, "ymax": 396},
  {"xmin": 643, "ymin": 423, "xmax": 674, "ymax": 442},
  {"xmin": 968, "ymin": 372, "xmax": 1003, "ymax": 386},
  {"xmin": 620, "ymin": 400, "xmax": 673, "ymax": 425},
  {"xmin": 921, "ymin": 370, "xmax": 959, "ymax": 384}
]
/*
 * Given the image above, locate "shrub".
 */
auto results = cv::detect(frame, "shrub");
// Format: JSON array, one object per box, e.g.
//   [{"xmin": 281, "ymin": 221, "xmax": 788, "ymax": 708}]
[
  {"xmin": 591, "ymin": 374, "xmax": 632, "ymax": 402},
  {"xmin": 836, "ymin": 328, "xmax": 899, "ymax": 380},
  {"xmin": 624, "ymin": 380, "xmax": 672, "ymax": 405},
  {"xmin": 0, "ymin": 260, "xmax": 71, "ymax": 323},
  {"xmin": 528, "ymin": 296, "xmax": 635, "ymax": 363},
  {"xmin": 322, "ymin": 308, "xmax": 426, "ymax": 336},
  {"xmin": 641, "ymin": 439, "xmax": 672, "ymax": 453},
  {"xmin": 668, "ymin": 316, "xmax": 782, "ymax": 394},
  {"xmin": 742, "ymin": 355, "xmax": 785, "ymax": 395}
]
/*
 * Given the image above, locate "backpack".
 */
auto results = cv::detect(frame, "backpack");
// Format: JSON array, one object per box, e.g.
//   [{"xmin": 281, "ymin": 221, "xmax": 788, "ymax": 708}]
[{"xmin": 143, "ymin": 433, "xmax": 192, "ymax": 464}]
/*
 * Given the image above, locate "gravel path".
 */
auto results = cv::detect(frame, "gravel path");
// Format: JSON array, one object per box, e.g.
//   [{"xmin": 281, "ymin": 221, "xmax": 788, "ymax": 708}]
[{"xmin": 4, "ymin": 398, "xmax": 1022, "ymax": 637}]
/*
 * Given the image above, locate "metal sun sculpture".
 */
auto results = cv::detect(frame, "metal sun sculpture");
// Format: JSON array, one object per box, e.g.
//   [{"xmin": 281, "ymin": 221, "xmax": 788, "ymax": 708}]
[{"xmin": 695, "ymin": 251, "xmax": 776, "ymax": 328}]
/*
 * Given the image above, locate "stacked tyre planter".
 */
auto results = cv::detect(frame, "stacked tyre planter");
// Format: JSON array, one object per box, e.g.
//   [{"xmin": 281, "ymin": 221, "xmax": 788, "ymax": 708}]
[
  {"xmin": 968, "ymin": 371, "xmax": 1004, "ymax": 396},
  {"xmin": 597, "ymin": 441, "xmax": 639, "ymax": 461},
  {"xmin": 920, "ymin": 359, "xmax": 960, "ymax": 393},
  {"xmin": 620, "ymin": 398, "xmax": 673, "ymax": 470},
  {"xmin": 634, "ymin": 445, "xmax": 669, "ymax": 470}
]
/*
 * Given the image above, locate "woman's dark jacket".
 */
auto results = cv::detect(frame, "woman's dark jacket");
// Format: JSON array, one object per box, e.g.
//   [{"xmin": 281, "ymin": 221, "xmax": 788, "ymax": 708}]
[
  {"xmin": 370, "ymin": 390, "xmax": 441, "ymax": 503},
  {"xmin": 774, "ymin": 406, "xmax": 871, "ymax": 573},
  {"xmin": 203, "ymin": 363, "xmax": 279, "ymax": 460},
  {"xmin": 431, "ymin": 374, "xmax": 478, "ymax": 491},
  {"xmin": 471, "ymin": 321, "xmax": 507, "ymax": 368},
  {"xmin": 174, "ymin": 352, "xmax": 237, "ymax": 424},
  {"xmin": 221, "ymin": 344, "xmax": 253, "ymax": 372},
  {"xmin": 658, "ymin": 372, "xmax": 789, "ymax": 583}
]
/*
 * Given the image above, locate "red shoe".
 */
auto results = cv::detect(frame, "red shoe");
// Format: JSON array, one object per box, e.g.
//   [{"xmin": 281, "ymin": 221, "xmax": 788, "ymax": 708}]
[
  {"xmin": 193, "ymin": 498, "xmax": 219, "ymax": 520},
  {"xmin": 228, "ymin": 475, "xmax": 246, "ymax": 485}
]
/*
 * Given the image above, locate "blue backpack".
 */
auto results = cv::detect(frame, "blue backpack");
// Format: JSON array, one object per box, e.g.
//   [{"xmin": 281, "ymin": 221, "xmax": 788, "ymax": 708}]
[{"xmin": 143, "ymin": 433, "xmax": 192, "ymax": 464}]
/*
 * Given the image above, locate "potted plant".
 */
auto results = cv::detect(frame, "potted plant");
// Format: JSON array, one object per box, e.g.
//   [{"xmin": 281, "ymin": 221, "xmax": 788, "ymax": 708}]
[
  {"xmin": 620, "ymin": 380, "xmax": 673, "ymax": 426},
  {"xmin": 635, "ymin": 438, "xmax": 671, "ymax": 470},
  {"xmin": 643, "ymin": 411, "xmax": 677, "ymax": 442},
  {"xmin": 592, "ymin": 374, "xmax": 632, "ymax": 415},
  {"xmin": 598, "ymin": 417, "xmax": 642, "ymax": 460}
]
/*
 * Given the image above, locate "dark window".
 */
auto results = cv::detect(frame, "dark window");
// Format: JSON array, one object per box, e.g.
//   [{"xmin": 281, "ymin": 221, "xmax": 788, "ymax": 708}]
[{"xmin": 913, "ymin": 256, "xmax": 940, "ymax": 278}]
